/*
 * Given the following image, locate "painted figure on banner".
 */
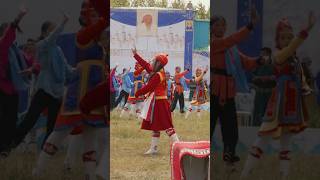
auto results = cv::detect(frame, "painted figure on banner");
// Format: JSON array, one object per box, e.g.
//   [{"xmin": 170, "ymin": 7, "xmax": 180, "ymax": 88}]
[{"xmin": 137, "ymin": 10, "xmax": 158, "ymax": 37}]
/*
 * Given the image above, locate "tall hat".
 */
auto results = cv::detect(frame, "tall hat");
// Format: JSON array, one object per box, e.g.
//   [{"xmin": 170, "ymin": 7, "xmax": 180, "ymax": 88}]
[
  {"xmin": 79, "ymin": 1, "xmax": 95, "ymax": 26},
  {"xmin": 275, "ymin": 18, "xmax": 293, "ymax": 48},
  {"xmin": 155, "ymin": 53, "xmax": 168, "ymax": 66}
]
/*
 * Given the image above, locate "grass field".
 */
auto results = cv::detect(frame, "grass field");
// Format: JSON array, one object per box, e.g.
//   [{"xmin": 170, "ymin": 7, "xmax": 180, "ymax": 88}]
[
  {"xmin": 211, "ymin": 153, "xmax": 320, "ymax": 180},
  {"xmin": 0, "ymin": 150, "xmax": 84, "ymax": 180},
  {"xmin": 1, "ymin": 107, "xmax": 318, "ymax": 180},
  {"xmin": 110, "ymin": 110, "xmax": 210, "ymax": 180}
]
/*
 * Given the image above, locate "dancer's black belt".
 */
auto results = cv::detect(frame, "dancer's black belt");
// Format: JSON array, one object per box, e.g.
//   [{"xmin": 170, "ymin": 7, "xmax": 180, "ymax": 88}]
[{"xmin": 212, "ymin": 68, "xmax": 232, "ymax": 77}]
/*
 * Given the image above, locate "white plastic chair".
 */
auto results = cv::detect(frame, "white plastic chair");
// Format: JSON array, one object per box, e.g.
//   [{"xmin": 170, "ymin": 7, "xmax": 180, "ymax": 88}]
[{"xmin": 235, "ymin": 89, "xmax": 256, "ymax": 127}]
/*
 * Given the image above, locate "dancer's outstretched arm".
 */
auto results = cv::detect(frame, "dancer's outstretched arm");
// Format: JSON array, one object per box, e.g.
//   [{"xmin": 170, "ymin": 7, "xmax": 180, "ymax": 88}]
[
  {"xmin": 239, "ymin": 51, "xmax": 260, "ymax": 71},
  {"xmin": 133, "ymin": 64, "xmax": 145, "ymax": 77},
  {"xmin": 76, "ymin": 18, "xmax": 107, "ymax": 48},
  {"xmin": 37, "ymin": 13, "xmax": 69, "ymax": 49},
  {"xmin": 135, "ymin": 73, "xmax": 160, "ymax": 96},
  {"xmin": 195, "ymin": 67, "xmax": 208, "ymax": 82},
  {"xmin": 0, "ymin": 6, "xmax": 27, "ymax": 50},
  {"xmin": 213, "ymin": 8, "xmax": 259, "ymax": 53},
  {"xmin": 132, "ymin": 47, "xmax": 153, "ymax": 73},
  {"xmin": 275, "ymin": 12, "xmax": 316, "ymax": 64},
  {"xmin": 178, "ymin": 69, "xmax": 189, "ymax": 77}
]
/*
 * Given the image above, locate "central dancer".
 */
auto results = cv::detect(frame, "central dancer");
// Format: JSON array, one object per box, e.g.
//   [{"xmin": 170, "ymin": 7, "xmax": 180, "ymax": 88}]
[{"xmin": 132, "ymin": 47, "xmax": 179, "ymax": 155}]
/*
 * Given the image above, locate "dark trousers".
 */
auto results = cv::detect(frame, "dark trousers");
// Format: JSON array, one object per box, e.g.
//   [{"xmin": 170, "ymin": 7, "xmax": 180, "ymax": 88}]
[
  {"xmin": 114, "ymin": 90, "xmax": 129, "ymax": 108},
  {"xmin": 0, "ymin": 91, "xmax": 19, "ymax": 151},
  {"xmin": 110, "ymin": 91, "xmax": 116, "ymax": 110},
  {"xmin": 170, "ymin": 91, "xmax": 185, "ymax": 112},
  {"xmin": 189, "ymin": 89, "xmax": 195, "ymax": 101},
  {"xmin": 13, "ymin": 89, "xmax": 62, "ymax": 149},
  {"xmin": 211, "ymin": 96, "xmax": 238, "ymax": 155}
]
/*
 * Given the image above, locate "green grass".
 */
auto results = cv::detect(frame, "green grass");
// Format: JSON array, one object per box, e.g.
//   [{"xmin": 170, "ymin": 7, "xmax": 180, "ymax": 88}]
[
  {"xmin": 110, "ymin": 110, "xmax": 210, "ymax": 180},
  {"xmin": 0, "ymin": 151, "xmax": 83, "ymax": 180},
  {"xmin": 211, "ymin": 153, "xmax": 320, "ymax": 180}
]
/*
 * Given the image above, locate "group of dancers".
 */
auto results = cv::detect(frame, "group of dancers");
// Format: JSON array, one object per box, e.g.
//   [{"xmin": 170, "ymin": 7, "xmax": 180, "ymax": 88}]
[
  {"xmin": 111, "ymin": 60, "xmax": 209, "ymax": 120},
  {"xmin": 212, "ymin": 6, "xmax": 316, "ymax": 179},
  {"xmin": 0, "ymin": 0, "xmax": 109, "ymax": 179},
  {"xmin": 110, "ymin": 50, "xmax": 209, "ymax": 154}
]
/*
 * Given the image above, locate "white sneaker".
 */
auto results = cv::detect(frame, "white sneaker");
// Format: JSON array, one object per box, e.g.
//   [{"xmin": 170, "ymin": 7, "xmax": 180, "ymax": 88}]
[
  {"xmin": 197, "ymin": 111, "xmax": 201, "ymax": 118},
  {"xmin": 32, "ymin": 167, "xmax": 44, "ymax": 178},
  {"xmin": 280, "ymin": 174, "xmax": 288, "ymax": 180},
  {"xmin": 144, "ymin": 137, "xmax": 159, "ymax": 155},
  {"xmin": 144, "ymin": 148, "xmax": 158, "ymax": 155},
  {"xmin": 185, "ymin": 110, "xmax": 191, "ymax": 119},
  {"xmin": 119, "ymin": 109, "xmax": 126, "ymax": 118},
  {"xmin": 170, "ymin": 133, "xmax": 180, "ymax": 143}
]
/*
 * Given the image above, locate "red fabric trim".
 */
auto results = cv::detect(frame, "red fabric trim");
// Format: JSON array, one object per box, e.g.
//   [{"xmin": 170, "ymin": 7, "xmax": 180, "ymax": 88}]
[
  {"xmin": 252, "ymin": 146, "xmax": 263, "ymax": 155},
  {"xmin": 279, "ymin": 151, "xmax": 291, "ymax": 160},
  {"xmin": 258, "ymin": 123, "xmax": 307, "ymax": 136},
  {"xmin": 298, "ymin": 30, "xmax": 309, "ymax": 39},
  {"xmin": 152, "ymin": 131, "xmax": 160, "ymax": 138},
  {"xmin": 280, "ymin": 150, "xmax": 290, "ymax": 155},
  {"xmin": 250, "ymin": 152, "xmax": 261, "ymax": 159},
  {"xmin": 166, "ymin": 128, "xmax": 176, "ymax": 137},
  {"xmin": 80, "ymin": 81, "xmax": 107, "ymax": 114},
  {"xmin": 170, "ymin": 141, "xmax": 210, "ymax": 180},
  {"xmin": 82, "ymin": 151, "xmax": 97, "ymax": 162},
  {"xmin": 43, "ymin": 143, "xmax": 58, "ymax": 156}
]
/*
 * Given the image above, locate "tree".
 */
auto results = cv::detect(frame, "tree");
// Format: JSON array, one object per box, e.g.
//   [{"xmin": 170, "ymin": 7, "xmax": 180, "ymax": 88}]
[
  {"xmin": 206, "ymin": 7, "xmax": 210, "ymax": 19},
  {"xmin": 111, "ymin": 0, "xmax": 130, "ymax": 7},
  {"xmin": 146, "ymin": 0, "xmax": 156, "ymax": 7},
  {"xmin": 171, "ymin": 0, "xmax": 185, "ymax": 9},
  {"xmin": 131, "ymin": 0, "xmax": 146, "ymax": 7},
  {"xmin": 155, "ymin": 0, "xmax": 168, "ymax": 8},
  {"xmin": 195, "ymin": 3, "xmax": 208, "ymax": 19}
]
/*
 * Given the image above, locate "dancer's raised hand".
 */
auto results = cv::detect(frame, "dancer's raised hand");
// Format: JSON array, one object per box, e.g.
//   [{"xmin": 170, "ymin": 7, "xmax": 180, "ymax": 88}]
[
  {"xmin": 19, "ymin": 4, "xmax": 28, "ymax": 17},
  {"xmin": 62, "ymin": 11, "xmax": 70, "ymax": 24},
  {"xmin": 19, "ymin": 68, "xmax": 32, "ymax": 76},
  {"xmin": 13, "ymin": 4, "xmax": 28, "ymax": 31},
  {"xmin": 204, "ymin": 66, "xmax": 209, "ymax": 73},
  {"xmin": 306, "ymin": 11, "xmax": 316, "ymax": 32},
  {"xmin": 132, "ymin": 46, "xmax": 137, "ymax": 55},
  {"xmin": 250, "ymin": 5, "xmax": 260, "ymax": 27}
]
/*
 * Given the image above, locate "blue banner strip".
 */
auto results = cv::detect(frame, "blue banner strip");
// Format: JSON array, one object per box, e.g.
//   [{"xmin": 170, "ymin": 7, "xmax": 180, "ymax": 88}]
[
  {"xmin": 184, "ymin": 10, "xmax": 194, "ymax": 79},
  {"xmin": 237, "ymin": 0, "xmax": 263, "ymax": 56}
]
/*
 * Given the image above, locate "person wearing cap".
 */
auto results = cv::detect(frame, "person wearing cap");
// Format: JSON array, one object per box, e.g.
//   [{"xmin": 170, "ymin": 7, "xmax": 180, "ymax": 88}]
[
  {"xmin": 251, "ymin": 47, "xmax": 275, "ymax": 126},
  {"xmin": 31, "ymin": 2, "xmax": 109, "ymax": 178},
  {"xmin": 132, "ymin": 48, "xmax": 179, "ymax": 155},
  {"xmin": 241, "ymin": 12, "xmax": 316, "ymax": 179},
  {"xmin": 0, "ymin": 6, "xmax": 28, "ymax": 157},
  {"xmin": 211, "ymin": 7, "xmax": 264, "ymax": 166},
  {"xmin": 166, "ymin": 71, "xmax": 174, "ymax": 104},
  {"xmin": 76, "ymin": 0, "xmax": 108, "ymax": 49},
  {"xmin": 185, "ymin": 66, "xmax": 208, "ymax": 119},
  {"xmin": 170, "ymin": 66, "xmax": 190, "ymax": 113},
  {"xmin": 114, "ymin": 67, "xmax": 133, "ymax": 109},
  {"xmin": 120, "ymin": 62, "xmax": 146, "ymax": 119}
]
